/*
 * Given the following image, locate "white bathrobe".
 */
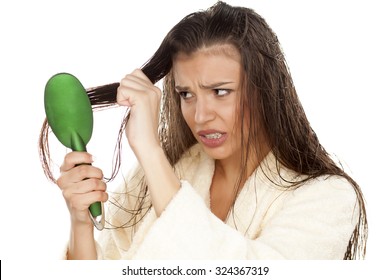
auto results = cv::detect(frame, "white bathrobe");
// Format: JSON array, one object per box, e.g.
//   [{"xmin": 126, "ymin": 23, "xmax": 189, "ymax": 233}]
[{"xmin": 95, "ymin": 144, "xmax": 358, "ymax": 259}]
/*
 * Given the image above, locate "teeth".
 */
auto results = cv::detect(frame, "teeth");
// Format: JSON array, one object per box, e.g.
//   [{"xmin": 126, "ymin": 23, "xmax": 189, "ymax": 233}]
[{"xmin": 204, "ymin": 133, "xmax": 222, "ymax": 139}]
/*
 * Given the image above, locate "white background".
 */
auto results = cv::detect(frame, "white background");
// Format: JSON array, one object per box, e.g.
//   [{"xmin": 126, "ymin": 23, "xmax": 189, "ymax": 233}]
[{"xmin": 0, "ymin": 0, "xmax": 389, "ymax": 267}]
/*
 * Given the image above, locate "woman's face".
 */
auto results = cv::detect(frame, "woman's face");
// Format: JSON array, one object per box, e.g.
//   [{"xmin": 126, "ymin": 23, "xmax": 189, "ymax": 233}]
[{"xmin": 172, "ymin": 45, "xmax": 245, "ymax": 164}]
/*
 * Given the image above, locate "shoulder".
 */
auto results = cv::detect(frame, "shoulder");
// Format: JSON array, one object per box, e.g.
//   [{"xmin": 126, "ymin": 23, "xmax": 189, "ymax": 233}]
[
  {"xmin": 285, "ymin": 175, "xmax": 358, "ymax": 218},
  {"xmin": 259, "ymin": 153, "xmax": 357, "ymax": 204},
  {"xmin": 255, "ymin": 174, "xmax": 360, "ymax": 259},
  {"xmin": 295, "ymin": 175, "xmax": 356, "ymax": 200}
]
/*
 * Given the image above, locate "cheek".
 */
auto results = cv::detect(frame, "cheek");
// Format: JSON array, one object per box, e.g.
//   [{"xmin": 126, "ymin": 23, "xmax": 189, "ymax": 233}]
[
  {"xmin": 180, "ymin": 102, "xmax": 194, "ymax": 128},
  {"xmin": 225, "ymin": 101, "xmax": 241, "ymax": 129},
  {"xmin": 227, "ymin": 102, "xmax": 246, "ymax": 139}
]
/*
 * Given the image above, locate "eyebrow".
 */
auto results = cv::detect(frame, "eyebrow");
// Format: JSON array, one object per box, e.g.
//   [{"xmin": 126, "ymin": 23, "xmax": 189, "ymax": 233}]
[{"xmin": 175, "ymin": 81, "xmax": 234, "ymax": 92}]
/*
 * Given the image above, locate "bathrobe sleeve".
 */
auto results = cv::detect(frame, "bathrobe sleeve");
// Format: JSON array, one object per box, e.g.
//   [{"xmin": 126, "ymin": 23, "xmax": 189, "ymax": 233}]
[{"xmin": 122, "ymin": 177, "xmax": 359, "ymax": 259}]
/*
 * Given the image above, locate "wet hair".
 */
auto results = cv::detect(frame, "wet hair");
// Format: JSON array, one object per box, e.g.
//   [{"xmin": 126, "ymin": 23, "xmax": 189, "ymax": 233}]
[{"xmin": 39, "ymin": 1, "xmax": 367, "ymax": 259}]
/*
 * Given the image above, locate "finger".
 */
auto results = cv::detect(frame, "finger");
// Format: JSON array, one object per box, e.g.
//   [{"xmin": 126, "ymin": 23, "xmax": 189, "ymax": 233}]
[
  {"xmin": 120, "ymin": 70, "xmax": 152, "ymax": 92},
  {"xmin": 118, "ymin": 78, "xmax": 153, "ymax": 99},
  {"xmin": 57, "ymin": 164, "xmax": 103, "ymax": 190},
  {"xmin": 62, "ymin": 178, "xmax": 106, "ymax": 197},
  {"xmin": 116, "ymin": 85, "xmax": 135, "ymax": 107},
  {"xmin": 68, "ymin": 164, "xmax": 103, "ymax": 183},
  {"xmin": 117, "ymin": 83, "xmax": 161, "ymax": 106},
  {"xmin": 127, "ymin": 69, "xmax": 152, "ymax": 85},
  {"xmin": 122, "ymin": 74, "xmax": 150, "ymax": 89},
  {"xmin": 117, "ymin": 70, "xmax": 160, "ymax": 104},
  {"xmin": 124, "ymin": 73, "xmax": 161, "ymax": 96},
  {"xmin": 62, "ymin": 179, "xmax": 106, "ymax": 203},
  {"xmin": 60, "ymin": 152, "xmax": 94, "ymax": 172},
  {"xmin": 67, "ymin": 191, "xmax": 109, "ymax": 212}
]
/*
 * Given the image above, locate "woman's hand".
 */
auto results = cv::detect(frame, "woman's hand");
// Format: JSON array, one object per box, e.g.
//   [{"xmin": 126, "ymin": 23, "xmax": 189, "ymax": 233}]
[
  {"xmin": 116, "ymin": 69, "xmax": 181, "ymax": 217},
  {"xmin": 56, "ymin": 152, "xmax": 108, "ymax": 227},
  {"xmin": 116, "ymin": 69, "xmax": 162, "ymax": 157}
]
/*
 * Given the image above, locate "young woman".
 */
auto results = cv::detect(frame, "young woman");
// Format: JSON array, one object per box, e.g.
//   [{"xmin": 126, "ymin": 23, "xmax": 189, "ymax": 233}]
[{"xmin": 39, "ymin": 1, "xmax": 367, "ymax": 259}]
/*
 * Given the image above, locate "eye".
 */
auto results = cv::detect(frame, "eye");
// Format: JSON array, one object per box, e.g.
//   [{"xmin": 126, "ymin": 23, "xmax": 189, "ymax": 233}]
[
  {"xmin": 178, "ymin": 91, "xmax": 194, "ymax": 100},
  {"xmin": 214, "ymin": 89, "xmax": 231, "ymax": 97}
]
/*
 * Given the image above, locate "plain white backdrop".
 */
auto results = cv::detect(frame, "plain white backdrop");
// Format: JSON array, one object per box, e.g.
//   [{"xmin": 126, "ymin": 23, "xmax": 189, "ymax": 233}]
[{"xmin": 0, "ymin": 0, "xmax": 389, "ymax": 268}]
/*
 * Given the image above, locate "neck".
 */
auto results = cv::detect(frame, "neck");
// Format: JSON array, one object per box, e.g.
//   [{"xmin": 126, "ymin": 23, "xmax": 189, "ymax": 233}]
[
  {"xmin": 214, "ymin": 146, "xmax": 270, "ymax": 189},
  {"xmin": 214, "ymin": 159, "xmax": 243, "ymax": 188},
  {"xmin": 210, "ymin": 144, "xmax": 271, "ymax": 221}
]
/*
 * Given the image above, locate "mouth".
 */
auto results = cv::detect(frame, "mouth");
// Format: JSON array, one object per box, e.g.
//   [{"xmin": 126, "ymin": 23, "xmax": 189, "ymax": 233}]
[
  {"xmin": 203, "ymin": 132, "xmax": 223, "ymax": 139},
  {"xmin": 197, "ymin": 130, "xmax": 227, "ymax": 148}
]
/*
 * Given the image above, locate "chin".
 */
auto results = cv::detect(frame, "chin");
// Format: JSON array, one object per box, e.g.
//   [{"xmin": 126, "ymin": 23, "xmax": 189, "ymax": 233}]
[{"xmin": 200, "ymin": 145, "xmax": 233, "ymax": 160}]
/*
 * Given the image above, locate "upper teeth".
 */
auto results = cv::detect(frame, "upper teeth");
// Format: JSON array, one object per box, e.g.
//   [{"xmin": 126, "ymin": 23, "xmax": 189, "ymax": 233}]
[{"xmin": 205, "ymin": 133, "xmax": 222, "ymax": 139}]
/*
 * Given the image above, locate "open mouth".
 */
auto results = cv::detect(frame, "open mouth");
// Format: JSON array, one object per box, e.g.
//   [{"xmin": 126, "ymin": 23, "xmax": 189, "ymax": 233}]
[
  {"xmin": 198, "ymin": 131, "xmax": 228, "ymax": 148},
  {"xmin": 203, "ymin": 132, "xmax": 223, "ymax": 139}
]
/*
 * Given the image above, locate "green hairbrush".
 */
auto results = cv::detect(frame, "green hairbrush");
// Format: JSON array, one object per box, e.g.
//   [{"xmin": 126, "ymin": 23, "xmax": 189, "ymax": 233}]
[{"xmin": 44, "ymin": 73, "xmax": 104, "ymax": 230}]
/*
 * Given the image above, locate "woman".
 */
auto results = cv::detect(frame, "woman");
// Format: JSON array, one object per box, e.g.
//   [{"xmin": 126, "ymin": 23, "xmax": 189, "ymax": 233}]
[{"xmin": 39, "ymin": 1, "xmax": 367, "ymax": 259}]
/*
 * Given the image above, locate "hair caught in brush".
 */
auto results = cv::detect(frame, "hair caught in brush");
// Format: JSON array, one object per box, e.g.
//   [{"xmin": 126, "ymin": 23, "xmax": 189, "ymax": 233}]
[
  {"xmin": 38, "ymin": 1, "xmax": 367, "ymax": 259},
  {"xmin": 38, "ymin": 41, "xmax": 173, "ymax": 182}
]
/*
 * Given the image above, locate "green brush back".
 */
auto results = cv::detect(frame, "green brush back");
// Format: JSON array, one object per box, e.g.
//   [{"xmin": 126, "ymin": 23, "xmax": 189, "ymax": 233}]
[{"xmin": 44, "ymin": 73, "xmax": 93, "ymax": 152}]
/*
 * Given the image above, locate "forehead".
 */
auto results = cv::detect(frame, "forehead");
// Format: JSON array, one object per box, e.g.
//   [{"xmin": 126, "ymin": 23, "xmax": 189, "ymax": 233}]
[
  {"xmin": 174, "ymin": 44, "xmax": 241, "ymax": 64},
  {"xmin": 172, "ymin": 44, "xmax": 242, "ymax": 83}
]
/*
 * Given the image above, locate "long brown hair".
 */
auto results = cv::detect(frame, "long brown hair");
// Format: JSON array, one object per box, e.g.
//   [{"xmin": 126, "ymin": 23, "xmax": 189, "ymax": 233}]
[{"xmin": 39, "ymin": 1, "xmax": 367, "ymax": 259}]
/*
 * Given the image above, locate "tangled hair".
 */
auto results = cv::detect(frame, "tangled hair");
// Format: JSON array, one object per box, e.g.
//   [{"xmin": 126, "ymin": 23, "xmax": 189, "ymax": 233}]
[{"xmin": 39, "ymin": 1, "xmax": 367, "ymax": 259}]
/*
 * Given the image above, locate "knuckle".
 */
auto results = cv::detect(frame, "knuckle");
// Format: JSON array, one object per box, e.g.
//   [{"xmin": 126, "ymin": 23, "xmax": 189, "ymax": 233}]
[
  {"xmin": 95, "ymin": 179, "xmax": 106, "ymax": 190},
  {"xmin": 63, "ymin": 152, "xmax": 74, "ymax": 167},
  {"xmin": 99, "ymin": 191, "xmax": 109, "ymax": 202},
  {"xmin": 62, "ymin": 188, "xmax": 71, "ymax": 200},
  {"xmin": 90, "ymin": 178, "xmax": 101, "ymax": 189},
  {"xmin": 96, "ymin": 168, "xmax": 104, "ymax": 179},
  {"xmin": 120, "ymin": 77, "xmax": 128, "ymax": 86},
  {"xmin": 132, "ymin": 69, "xmax": 142, "ymax": 75},
  {"xmin": 56, "ymin": 176, "xmax": 64, "ymax": 188},
  {"xmin": 64, "ymin": 152, "xmax": 72, "ymax": 161},
  {"xmin": 77, "ymin": 165, "xmax": 90, "ymax": 178}
]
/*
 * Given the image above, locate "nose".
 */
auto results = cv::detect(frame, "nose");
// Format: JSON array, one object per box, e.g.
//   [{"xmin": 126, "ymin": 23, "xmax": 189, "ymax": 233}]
[{"xmin": 194, "ymin": 96, "xmax": 215, "ymax": 124}]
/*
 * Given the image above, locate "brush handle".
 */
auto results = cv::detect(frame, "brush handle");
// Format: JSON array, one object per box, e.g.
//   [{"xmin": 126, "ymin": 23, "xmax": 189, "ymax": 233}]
[{"xmin": 71, "ymin": 132, "xmax": 104, "ymax": 230}]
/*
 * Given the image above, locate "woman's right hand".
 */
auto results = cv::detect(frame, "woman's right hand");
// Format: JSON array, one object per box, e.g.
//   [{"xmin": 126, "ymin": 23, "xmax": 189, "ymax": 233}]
[{"xmin": 56, "ymin": 152, "xmax": 108, "ymax": 227}]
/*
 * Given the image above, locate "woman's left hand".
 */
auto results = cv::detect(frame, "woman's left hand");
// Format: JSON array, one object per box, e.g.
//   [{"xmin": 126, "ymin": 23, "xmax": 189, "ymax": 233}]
[
  {"xmin": 117, "ymin": 69, "xmax": 181, "ymax": 216},
  {"xmin": 117, "ymin": 69, "xmax": 162, "ymax": 157}
]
